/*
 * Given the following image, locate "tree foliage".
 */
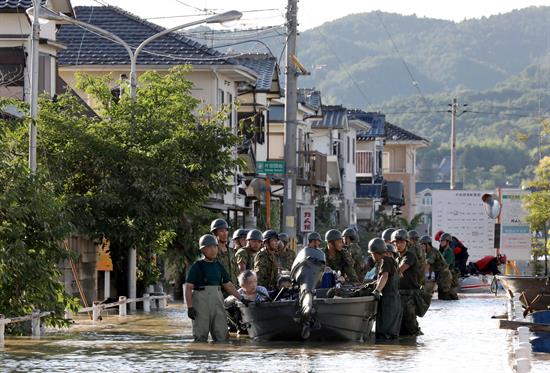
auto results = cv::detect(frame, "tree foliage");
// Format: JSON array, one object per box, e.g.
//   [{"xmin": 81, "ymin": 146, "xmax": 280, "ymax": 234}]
[{"xmin": 523, "ymin": 156, "xmax": 550, "ymax": 234}]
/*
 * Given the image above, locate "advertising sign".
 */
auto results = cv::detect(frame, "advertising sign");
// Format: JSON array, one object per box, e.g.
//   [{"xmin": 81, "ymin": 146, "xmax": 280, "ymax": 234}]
[
  {"xmin": 300, "ymin": 205, "xmax": 315, "ymax": 233},
  {"xmin": 500, "ymin": 189, "xmax": 531, "ymax": 261}
]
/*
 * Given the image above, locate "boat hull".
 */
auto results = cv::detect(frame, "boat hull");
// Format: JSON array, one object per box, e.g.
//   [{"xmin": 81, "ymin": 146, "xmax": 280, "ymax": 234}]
[
  {"xmin": 497, "ymin": 275, "xmax": 550, "ymax": 311},
  {"xmin": 238, "ymin": 296, "xmax": 377, "ymax": 342}
]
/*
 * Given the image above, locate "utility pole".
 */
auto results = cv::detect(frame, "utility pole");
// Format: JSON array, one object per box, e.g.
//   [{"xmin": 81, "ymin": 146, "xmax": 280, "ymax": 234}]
[
  {"xmin": 29, "ymin": 0, "xmax": 40, "ymax": 173},
  {"xmin": 283, "ymin": 0, "xmax": 298, "ymax": 239},
  {"xmin": 449, "ymin": 98, "xmax": 457, "ymax": 190}
]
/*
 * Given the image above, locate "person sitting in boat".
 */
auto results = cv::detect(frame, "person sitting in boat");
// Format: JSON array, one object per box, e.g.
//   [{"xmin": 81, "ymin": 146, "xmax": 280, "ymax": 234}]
[
  {"xmin": 420, "ymin": 235, "xmax": 457, "ymax": 300},
  {"xmin": 269, "ymin": 275, "xmax": 293, "ymax": 300},
  {"xmin": 254, "ymin": 230, "xmax": 280, "ymax": 291},
  {"xmin": 185, "ymin": 234, "xmax": 250, "ymax": 342},
  {"xmin": 468, "ymin": 254, "xmax": 506, "ymax": 276},
  {"xmin": 225, "ymin": 270, "xmax": 270, "ymax": 306},
  {"xmin": 235, "ymin": 229, "xmax": 263, "ymax": 273},
  {"xmin": 323, "ymin": 229, "xmax": 359, "ymax": 283},
  {"xmin": 368, "ymin": 238, "xmax": 402, "ymax": 340}
]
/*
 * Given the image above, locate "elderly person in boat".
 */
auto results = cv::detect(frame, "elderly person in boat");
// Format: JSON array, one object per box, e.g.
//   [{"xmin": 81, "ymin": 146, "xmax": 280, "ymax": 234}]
[{"xmin": 225, "ymin": 270, "xmax": 270, "ymax": 306}]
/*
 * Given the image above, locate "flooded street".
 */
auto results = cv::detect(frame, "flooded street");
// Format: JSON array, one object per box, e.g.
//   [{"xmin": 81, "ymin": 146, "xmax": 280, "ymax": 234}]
[{"xmin": 1, "ymin": 295, "xmax": 550, "ymax": 372}]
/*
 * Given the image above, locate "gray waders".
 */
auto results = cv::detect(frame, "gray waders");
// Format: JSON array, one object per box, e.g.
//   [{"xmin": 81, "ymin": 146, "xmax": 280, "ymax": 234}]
[
  {"xmin": 375, "ymin": 270, "xmax": 402, "ymax": 338},
  {"xmin": 192, "ymin": 286, "xmax": 228, "ymax": 342},
  {"xmin": 399, "ymin": 289, "xmax": 421, "ymax": 336}
]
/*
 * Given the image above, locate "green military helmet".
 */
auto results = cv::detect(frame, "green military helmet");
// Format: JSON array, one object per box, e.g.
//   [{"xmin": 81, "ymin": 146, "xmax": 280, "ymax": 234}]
[
  {"xmin": 262, "ymin": 229, "xmax": 278, "ymax": 242},
  {"xmin": 386, "ymin": 243, "xmax": 397, "ymax": 253},
  {"xmin": 391, "ymin": 229, "xmax": 408, "ymax": 242},
  {"xmin": 199, "ymin": 234, "xmax": 218, "ymax": 250},
  {"xmin": 420, "ymin": 235, "xmax": 432, "ymax": 245},
  {"xmin": 232, "ymin": 228, "xmax": 248, "ymax": 240},
  {"xmin": 368, "ymin": 238, "xmax": 386, "ymax": 254},
  {"xmin": 307, "ymin": 232, "xmax": 322, "ymax": 242},
  {"xmin": 408, "ymin": 230, "xmax": 420, "ymax": 240},
  {"xmin": 278, "ymin": 233, "xmax": 290, "ymax": 243},
  {"xmin": 440, "ymin": 232, "xmax": 452, "ymax": 242},
  {"xmin": 381, "ymin": 228, "xmax": 395, "ymax": 242},
  {"xmin": 342, "ymin": 227, "xmax": 359, "ymax": 242},
  {"xmin": 210, "ymin": 218, "xmax": 229, "ymax": 233},
  {"xmin": 246, "ymin": 229, "xmax": 263, "ymax": 241},
  {"xmin": 325, "ymin": 229, "xmax": 343, "ymax": 242}
]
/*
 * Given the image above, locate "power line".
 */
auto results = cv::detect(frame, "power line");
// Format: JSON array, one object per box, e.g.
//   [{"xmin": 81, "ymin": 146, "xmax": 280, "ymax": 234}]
[
  {"xmin": 145, "ymin": 8, "xmax": 281, "ymax": 20},
  {"xmin": 173, "ymin": 0, "xmax": 210, "ymax": 14}
]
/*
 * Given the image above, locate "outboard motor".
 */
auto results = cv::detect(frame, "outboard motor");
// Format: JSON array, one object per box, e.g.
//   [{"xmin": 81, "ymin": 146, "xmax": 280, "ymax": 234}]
[{"xmin": 290, "ymin": 247, "xmax": 326, "ymax": 339}]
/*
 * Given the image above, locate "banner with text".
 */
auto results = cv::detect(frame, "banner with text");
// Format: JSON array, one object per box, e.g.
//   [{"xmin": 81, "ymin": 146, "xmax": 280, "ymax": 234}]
[
  {"xmin": 300, "ymin": 205, "xmax": 315, "ymax": 233},
  {"xmin": 500, "ymin": 189, "xmax": 531, "ymax": 261}
]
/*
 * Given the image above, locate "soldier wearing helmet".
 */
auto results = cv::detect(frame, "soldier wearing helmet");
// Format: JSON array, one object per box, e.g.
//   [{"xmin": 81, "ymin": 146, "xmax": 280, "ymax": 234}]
[
  {"xmin": 184, "ymin": 234, "xmax": 249, "ymax": 342},
  {"xmin": 382, "ymin": 228, "xmax": 396, "ymax": 243},
  {"xmin": 343, "ymin": 227, "xmax": 367, "ymax": 281},
  {"xmin": 439, "ymin": 232, "xmax": 460, "ymax": 293},
  {"xmin": 276, "ymin": 232, "xmax": 295, "ymax": 272},
  {"xmin": 323, "ymin": 229, "xmax": 358, "ymax": 283},
  {"xmin": 392, "ymin": 228, "xmax": 422, "ymax": 336},
  {"xmin": 421, "ymin": 235, "xmax": 457, "ymax": 300},
  {"xmin": 210, "ymin": 218, "xmax": 238, "ymax": 285},
  {"xmin": 408, "ymin": 230, "xmax": 426, "ymax": 286},
  {"xmin": 235, "ymin": 229, "xmax": 262, "ymax": 273},
  {"xmin": 253, "ymin": 230, "xmax": 280, "ymax": 290},
  {"xmin": 369, "ymin": 238, "xmax": 402, "ymax": 339},
  {"xmin": 231, "ymin": 228, "xmax": 248, "ymax": 253},
  {"xmin": 307, "ymin": 232, "xmax": 323, "ymax": 249}
]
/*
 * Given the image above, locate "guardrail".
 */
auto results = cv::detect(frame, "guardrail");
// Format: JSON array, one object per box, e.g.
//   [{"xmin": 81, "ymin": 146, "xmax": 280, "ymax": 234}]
[{"xmin": 0, "ymin": 293, "xmax": 171, "ymax": 348}]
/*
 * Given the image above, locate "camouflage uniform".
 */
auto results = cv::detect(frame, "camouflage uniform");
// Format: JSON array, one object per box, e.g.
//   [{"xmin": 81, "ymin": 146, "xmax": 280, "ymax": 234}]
[
  {"xmin": 408, "ymin": 242, "xmax": 426, "ymax": 286},
  {"xmin": 323, "ymin": 248, "xmax": 358, "ymax": 283},
  {"xmin": 235, "ymin": 246, "xmax": 256, "ymax": 271},
  {"xmin": 347, "ymin": 242, "xmax": 366, "ymax": 281},
  {"xmin": 277, "ymin": 249, "xmax": 296, "ymax": 272},
  {"xmin": 426, "ymin": 247, "xmax": 457, "ymax": 300},
  {"xmin": 253, "ymin": 248, "xmax": 279, "ymax": 290},
  {"xmin": 216, "ymin": 245, "xmax": 238, "ymax": 285}
]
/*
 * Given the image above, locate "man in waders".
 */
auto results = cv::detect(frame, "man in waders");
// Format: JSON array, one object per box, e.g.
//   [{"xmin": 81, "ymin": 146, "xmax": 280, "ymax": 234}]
[
  {"xmin": 369, "ymin": 238, "xmax": 402, "ymax": 340},
  {"xmin": 421, "ymin": 235, "xmax": 457, "ymax": 300},
  {"xmin": 185, "ymin": 234, "xmax": 249, "ymax": 342},
  {"xmin": 439, "ymin": 233, "xmax": 459, "ymax": 296},
  {"xmin": 277, "ymin": 233, "xmax": 296, "ymax": 272},
  {"xmin": 324, "ymin": 229, "xmax": 358, "ymax": 283},
  {"xmin": 231, "ymin": 228, "xmax": 248, "ymax": 253},
  {"xmin": 211, "ymin": 218, "xmax": 238, "ymax": 285},
  {"xmin": 254, "ymin": 230, "xmax": 280, "ymax": 290},
  {"xmin": 408, "ymin": 230, "xmax": 426, "ymax": 286},
  {"xmin": 392, "ymin": 229, "xmax": 422, "ymax": 336},
  {"xmin": 235, "ymin": 229, "xmax": 262, "ymax": 273},
  {"xmin": 343, "ymin": 228, "xmax": 367, "ymax": 281}
]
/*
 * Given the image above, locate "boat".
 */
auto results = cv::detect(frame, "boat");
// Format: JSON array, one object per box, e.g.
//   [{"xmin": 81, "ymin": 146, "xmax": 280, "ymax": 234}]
[
  {"xmin": 497, "ymin": 275, "xmax": 550, "ymax": 312},
  {"xmin": 459, "ymin": 274, "xmax": 496, "ymax": 293},
  {"xmin": 238, "ymin": 246, "xmax": 378, "ymax": 341}
]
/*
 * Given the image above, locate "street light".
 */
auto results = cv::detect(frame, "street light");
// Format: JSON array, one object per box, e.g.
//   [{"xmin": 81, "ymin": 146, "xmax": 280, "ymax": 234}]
[{"xmin": 27, "ymin": 6, "xmax": 243, "ymax": 101}]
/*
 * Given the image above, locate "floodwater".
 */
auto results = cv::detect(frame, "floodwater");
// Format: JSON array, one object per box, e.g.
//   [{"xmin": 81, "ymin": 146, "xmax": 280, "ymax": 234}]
[{"xmin": 1, "ymin": 295, "xmax": 550, "ymax": 372}]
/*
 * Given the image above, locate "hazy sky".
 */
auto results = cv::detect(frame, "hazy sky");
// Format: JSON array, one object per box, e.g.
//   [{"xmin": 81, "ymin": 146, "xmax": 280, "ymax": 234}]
[{"xmin": 71, "ymin": 0, "xmax": 550, "ymax": 31}]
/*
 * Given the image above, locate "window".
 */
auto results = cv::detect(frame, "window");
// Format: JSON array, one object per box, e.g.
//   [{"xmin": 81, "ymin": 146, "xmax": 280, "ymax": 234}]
[
  {"xmin": 382, "ymin": 152, "xmax": 390, "ymax": 172},
  {"xmin": 218, "ymin": 88, "xmax": 224, "ymax": 109},
  {"xmin": 227, "ymin": 92, "xmax": 233, "ymax": 129},
  {"xmin": 0, "ymin": 47, "xmax": 25, "ymax": 100},
  {"xmin": 38, "ymin": 54, "xmax": 53, "ymax": 95},
  {"xmin": 352, "ymin": 139, "xmax": 356, "ymax": 164},
  {"xmin": 346, "ymin": 136, "xmax": 350, "ymax": 163}
]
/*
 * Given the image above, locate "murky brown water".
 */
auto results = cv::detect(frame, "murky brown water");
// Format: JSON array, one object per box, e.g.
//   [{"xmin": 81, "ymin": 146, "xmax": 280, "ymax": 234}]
[{"xmin": 1, "ymin": 295, "xmax": 550, "ymax": 372}]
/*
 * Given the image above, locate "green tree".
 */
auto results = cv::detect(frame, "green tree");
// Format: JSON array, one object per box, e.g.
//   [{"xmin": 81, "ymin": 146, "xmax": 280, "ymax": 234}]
[{"xmin": 523, "ymin": 156, "xmax": 550, "ymax": 237}]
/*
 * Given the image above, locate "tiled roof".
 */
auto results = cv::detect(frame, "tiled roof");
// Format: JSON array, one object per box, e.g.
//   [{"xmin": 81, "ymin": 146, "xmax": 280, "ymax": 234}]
[
  {"xmin": 0, "ymin": 0, "xmax": 38, "ymax": 10},
  {"xmin": 297, "ymin": 88, "xmax": 322, "ymax": 111},
  {"xmin": 350, "ymin": 109, "xmax": 385, "ymax": 139},
  {"xmin": 234, "ymin": 54, "xmax": 278, "ymax": 92},
  {"xmin": 58, "ymin": 6, "xmax": 234, "ymax": 66},
  {"xmin": 385, "ymin": 122, "xmax": 427, "ymax": 142},
  {"xmin": 311, "ymin": 105, "xmax": 347, "ymax": 129}
]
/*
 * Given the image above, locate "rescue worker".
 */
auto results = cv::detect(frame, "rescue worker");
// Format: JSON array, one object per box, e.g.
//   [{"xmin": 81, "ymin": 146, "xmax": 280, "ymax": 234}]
[
  {"xmin": 392, "ymin": 229, "xmax": 422, "ymax": 336},
  {"xmin": 408, "ymin": 230, "xmax": 426, "ymax": 285},
  {"xmin": 468, "ymin": 254, "xmax": 506, "ymax": 275},
  {"xmin": 184, "ymin": 234, "xmax": 249, "ymax": 342},
  {"xmin": 253, "ymin": 230, "xmax": 280, "ymax": 290},
  {"xmin": 382, "ymin": 228, "xmax": 396, "ymax": 244},
  {"xmin": 235, "ymin": 229, "xmax": 262, "ymax": 273},
  {"xmin": 307, "ymin": 232, "xmax": 323, "ymax": 249},
  {"xmin": 211, "ymin": 218, "xmax": 238, "ymax": 285},
  {"xmin": 343, "ymin": 227, "xmax": 367, "ymax": 281},
  {"xmin": 436, "ymin": 230, "xmax": 469, "ymax": 276},
  {"xmin": 439, "ymin": 233, "xmax": 459, "ymax": 295},
  {"xmin": 369, "ymin": 238, "xmax": 402, "ymax": 339},
  {"xmin": 231, "ymin": 228, "xmax": 248, "ymax": 253},
  {"xmin": 277, "ymin": 232, "xmax": 296, "ymax": 272},
  {"xmin": 323, "ymin": 229, "xmax": 358, "ymax": 283},
  {"xmin": 420, "ymin": 235, "xmax": 457, "ymax": 300}
]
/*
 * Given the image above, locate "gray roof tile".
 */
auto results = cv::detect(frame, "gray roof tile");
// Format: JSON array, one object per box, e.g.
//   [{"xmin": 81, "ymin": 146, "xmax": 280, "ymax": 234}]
[
  {"xmin": 297, "ymin": 88, "xmax": 322, "ymax": 111},
  {"xmin": 349, "ymin": 109, "xmax": 385, "ymax": 138},
  {"xmin": 311, "ymin": 105, "xmax": 347, "ymax": 129},
  {"xmin": 234, "ymin": 53, "xmax": 278, "ymax": 92}
]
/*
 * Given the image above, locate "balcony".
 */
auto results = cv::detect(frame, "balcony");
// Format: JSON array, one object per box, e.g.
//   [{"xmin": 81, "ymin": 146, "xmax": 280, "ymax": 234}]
[
  {"xmin": 356, "ymin": 183, "xmax": 382, "ymax": 199},
  {"xmin": 356, "ymin": 151, "xmax": 373, "ymax": 176},
  {"xmin": 296, "ymin": 151, "xmax": 327, "ymax": 188}
]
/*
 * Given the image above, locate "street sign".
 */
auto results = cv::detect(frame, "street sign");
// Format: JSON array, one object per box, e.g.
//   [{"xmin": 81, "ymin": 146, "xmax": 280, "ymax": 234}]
[{"xmin": 257, "ymin": 160, "xmax": 286, "ymax": 175}]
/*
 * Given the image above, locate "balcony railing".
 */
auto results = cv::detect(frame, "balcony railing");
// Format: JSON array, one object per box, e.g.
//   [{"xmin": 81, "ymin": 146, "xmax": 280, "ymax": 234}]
[{"xmin": 297, "ymin": 151, "xmax": 327, "ymax": 188}]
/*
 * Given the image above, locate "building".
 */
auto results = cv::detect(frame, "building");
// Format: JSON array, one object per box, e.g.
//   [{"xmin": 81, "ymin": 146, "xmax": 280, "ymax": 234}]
[{"xmin": 415, "ymin": 182, "xmax": 464, "ymax": 235}]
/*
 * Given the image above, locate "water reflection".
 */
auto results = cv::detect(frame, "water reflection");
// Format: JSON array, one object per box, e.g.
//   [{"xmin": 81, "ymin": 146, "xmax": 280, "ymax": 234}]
[{"xmin": 1, "ymin": 295, "xmax": 550, "ymax": 372}]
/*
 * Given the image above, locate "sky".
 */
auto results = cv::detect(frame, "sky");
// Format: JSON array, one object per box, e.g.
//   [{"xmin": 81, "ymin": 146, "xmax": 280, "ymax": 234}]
[{"xmin": 71, "ymin": 0, "xmax": 550, "ymax": 31}]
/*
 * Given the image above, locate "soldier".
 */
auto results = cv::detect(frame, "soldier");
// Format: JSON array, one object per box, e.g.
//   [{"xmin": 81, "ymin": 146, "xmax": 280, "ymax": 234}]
[
  {"xmin": 382, "ymin": 228, "xmax": 396, "ymax": 244},
  {"xmin": 408, "ymin": 230, "xmax": 426, "ymax": 285},
  {"xmin": 231, "ymin": 228, "xmax": 248, "ymax": 253},
  {"xmin": 253, "ymin": 230, "xmax": 280, "ymax": 290},
  {"xmin": 343, "ymin": 227, "xmax": 367, "ymax": 281},
  {"xmin": 392, "ymin": 229, "xmax": 422, "ymax": 336},
  {"xmin": 369, "ymin": 238, "xmax": 402, "ymax": 340},
  {"xmin": 420, "ymin": 235, "xmax": 457, "ymax": 300},
  {"xmin": 184, "ymin": 234, "xmax": 249, "ymax": 342},
  {"xmin": 439, "ymin": 233, "xmax": 459, "ymax": 295},
  {"xmin": 235, "ymin": 229, "xmax": 262, "ymax": 273},
  {"xmin": 323, "ymin": 229, "xmax": 358, "ymax": 283},
  {"xmin": 277, "ymin": 233, "xmax": 295, "ymax": 272},
  {"xmin": 307, "ymin": 232, "xmax": 323, "ymax": 249},
  {"xmin": 211, "ymin": 218, "xmax": 238, "ymax": 285}
]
